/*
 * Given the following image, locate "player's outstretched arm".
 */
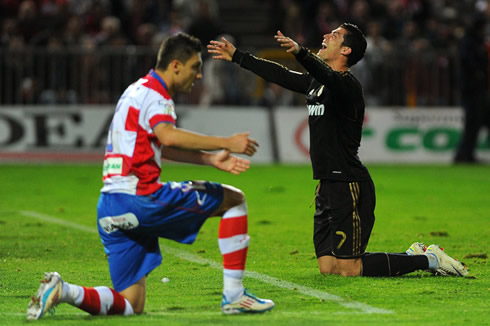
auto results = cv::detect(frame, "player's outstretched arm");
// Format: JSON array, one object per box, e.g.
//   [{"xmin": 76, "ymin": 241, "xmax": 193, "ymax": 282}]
[
  {"xmin": 208, "ymin": 32, "xmax": 311, "ymax": 95},
  {"xmin": 154, "ymin": 123, "xmax": 259, "ymax": 156},
  {"xmin": 208, "ymin": 37, "xmax": 236, "ymax": 61}
]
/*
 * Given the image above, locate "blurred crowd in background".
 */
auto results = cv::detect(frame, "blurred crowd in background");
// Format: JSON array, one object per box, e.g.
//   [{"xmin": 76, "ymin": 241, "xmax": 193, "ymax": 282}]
[{"xmin": 0, "ymin": 0, "xmax": 489, "ymax": 106}]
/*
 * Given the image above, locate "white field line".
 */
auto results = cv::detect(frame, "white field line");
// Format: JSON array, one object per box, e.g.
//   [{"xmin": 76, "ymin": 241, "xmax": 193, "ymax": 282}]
[{"xmin": 20, "ymin": 210, "xmax": 393, "ymax": 315}]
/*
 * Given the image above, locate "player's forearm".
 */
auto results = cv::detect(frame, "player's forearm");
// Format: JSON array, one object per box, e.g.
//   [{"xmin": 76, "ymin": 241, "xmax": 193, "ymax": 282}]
[
  {"xmin": 161, "ymin": 146, "xmax": 212, "ymax": 165},
  {"xmin": 163, "ymin": 128, "xmax": 229, "ymax": 151}
]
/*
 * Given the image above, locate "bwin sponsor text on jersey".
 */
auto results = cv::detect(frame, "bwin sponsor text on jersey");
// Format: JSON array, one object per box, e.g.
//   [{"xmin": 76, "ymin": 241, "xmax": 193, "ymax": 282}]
[{"xmin": 308, "ymin": 104, "xmax": 325, "ymax": 116}]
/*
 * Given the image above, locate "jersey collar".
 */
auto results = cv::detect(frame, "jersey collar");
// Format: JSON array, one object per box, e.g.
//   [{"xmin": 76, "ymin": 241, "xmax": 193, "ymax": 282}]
[{"xmin": 149, "ymin": 69, "xmax": 168, "ymax": 91}]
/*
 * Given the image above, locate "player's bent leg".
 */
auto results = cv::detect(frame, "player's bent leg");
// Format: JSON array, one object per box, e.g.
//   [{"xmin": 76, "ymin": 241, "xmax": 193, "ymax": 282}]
[
  {"xmin": 318, "ymin": 255, "xmax": 338, "ymax": 275},
  {"xmin": 361, "ymin": 252, "xmax": 430, "ymax": 276},
  {"xmin": 214, "ymin": 184, "xmax": 274, "ymax": 313},
  {"xmin": 211, "ymin": 184, "xmax": 246, "ymax": 217},
  {"xmin": 119, "ymin": 276, "xmax": 146, "ymax": 314}
]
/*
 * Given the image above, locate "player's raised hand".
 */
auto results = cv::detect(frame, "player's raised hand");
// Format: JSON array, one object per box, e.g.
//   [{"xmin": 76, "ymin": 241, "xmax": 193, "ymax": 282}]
[
  {"xmin": 210, "ymin": 150, "xmax": 251, "ymax": 175},
  {"xmin": 227, "ymin": 132, "xmax": 259, "ymax": 156},
  {"xmin": 208, "ymin": 37, "xmax": 236, "ymax": 61},
  {"xmin": 274, "ymin": 30, "xmax": 300, "ymax": 55}
]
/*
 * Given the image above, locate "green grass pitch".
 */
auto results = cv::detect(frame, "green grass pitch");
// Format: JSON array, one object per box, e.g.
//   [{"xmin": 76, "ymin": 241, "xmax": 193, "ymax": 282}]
[{"xmin": 0, "ymin": 163, "xmax": 489, "ymax": 325}]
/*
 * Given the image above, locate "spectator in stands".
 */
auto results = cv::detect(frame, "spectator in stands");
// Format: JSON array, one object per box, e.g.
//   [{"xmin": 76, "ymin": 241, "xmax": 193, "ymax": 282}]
[
  {"xmin": 200, "ymin": 34, "xmax": 255, "ymax": 106},
  {"xmin": 2, "ymin": 34, "xmax": 27, "ymax": 104},
  {"xmin": 63, "ymin": 15, "xmax": 86, "ymax": 46},
  {"xmin": 381, "ymin": 1, "xmax": 405, "ymax": 41},
  {"xmin": 361, "ymin": 20, "xmax": 392, "ymax": 105},
  {"xmin": 17, "ymin": 0, "xmax": 38, "ymax": 43},
  {"xmin": 454, "ymin": 14, "xmax": 489, "ymax": 163},
  {"xmin": 0, "ymin": 18, "xmax": 18, "ymax": 47},
  {"xmin": 135, "ymin": 23, "xmax": 157, "ymax": 47},
  {"xmin": 82, "ymin": 1, "xmax": 108, "ymax": 37},
  {"xmin": 348, "ymin": 0, "xmax": 370, "ymax": 34},
  {"xmin": 279, "ymin": 1, "xmax": 307, "ymax": 47},
  {"xmin": 304, "ymin": 1, "xmax": 340, "ymax": 47},
  {"xmin": 38, "ymin": 34, "xmax": 78, "ymax": 105},
  {"xmin": 165, "ymin": 8, "xmax": 187, "ymax": 36},
  {"xmin": 0, "ymin": 0, "xmax": 487, "ymax": 106},
  {"xmin": 187, "ymin": 0, "xmax": 222, "ymax": 53},
  {"xmin": 95, "ymin": 16, "xmax": 127, "ymax": 47},
  {"xmin": 259, "ymin": 82, "xmax": 300, "ymax": 108}
]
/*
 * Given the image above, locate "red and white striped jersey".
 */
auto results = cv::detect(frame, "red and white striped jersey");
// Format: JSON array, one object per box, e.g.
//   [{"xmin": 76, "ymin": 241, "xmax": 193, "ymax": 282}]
[{"xmin": 101, "ymin": 70, "xmax": 176, "ymax": 195}]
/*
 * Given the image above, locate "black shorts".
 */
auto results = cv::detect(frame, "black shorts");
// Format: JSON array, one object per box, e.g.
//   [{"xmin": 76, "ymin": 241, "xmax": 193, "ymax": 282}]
[{"xmin": 313, "ymin": 178, "xmax": 375, "ymax": 259}]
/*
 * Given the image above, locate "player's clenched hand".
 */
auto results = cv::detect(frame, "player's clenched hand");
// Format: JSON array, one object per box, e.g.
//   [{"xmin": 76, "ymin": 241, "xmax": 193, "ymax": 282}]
[
  {"xmin": 227, "ymin": 132, "xmax": 259, "ymax": 156},
  {"xmin": 210, "ymin": 150, "xmax": 250, "ymax": 175},
  {"xmin": 207, "ymin": 37, "xmax": 236, "ymax": 61},
  {"xmin": 274, "ymin": 30, "xmax": 300, "ymax": 55}
]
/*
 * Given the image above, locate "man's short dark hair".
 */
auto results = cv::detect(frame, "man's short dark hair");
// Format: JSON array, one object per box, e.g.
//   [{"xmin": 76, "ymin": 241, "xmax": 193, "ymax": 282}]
[
  {"xmin": 155, "ymin": 33, "xmax": 202, "ymax": 70},
  {"xmin": 340, "ymin": 23, "xmax": 367, "ymax": 67}
]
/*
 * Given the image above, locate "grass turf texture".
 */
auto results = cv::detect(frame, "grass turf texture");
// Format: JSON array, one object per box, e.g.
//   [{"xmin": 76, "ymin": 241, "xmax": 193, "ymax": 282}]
[{"xmin": 0, "ymin": 164, "xmax": 489, "ymax": 325}]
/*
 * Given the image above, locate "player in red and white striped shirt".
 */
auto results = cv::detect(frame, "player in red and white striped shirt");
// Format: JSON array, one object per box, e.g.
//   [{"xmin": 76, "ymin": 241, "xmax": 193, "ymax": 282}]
[{"xmin": 27, "ymin": 32, "xmax": 274, "ymax": 320}]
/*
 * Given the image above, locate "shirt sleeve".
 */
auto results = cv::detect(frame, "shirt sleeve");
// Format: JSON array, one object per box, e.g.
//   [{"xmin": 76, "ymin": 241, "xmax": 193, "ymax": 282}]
[
  {"xmin": 232, "ymin": 49, "xmax": 312, "ymax": 94},
  {"xmin": 147, "ymin": 98, "xmax": 177, "ymax": 130},
  {"xmin": 294, "ymin": 47, "xmax": 351, "ymax": 98}
]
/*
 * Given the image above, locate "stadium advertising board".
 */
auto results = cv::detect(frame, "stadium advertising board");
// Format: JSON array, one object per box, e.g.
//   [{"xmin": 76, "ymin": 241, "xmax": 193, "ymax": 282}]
[
  {"xmin": 173, "ymin": 105, "xmax": 274, "ymax": 163},
  {"xmin": 0, "ymin": 106, "xmax": 274, "ymax": 163},
  {"xmin": 1, "ymin": 106, "xmax": 489, "ymax": 163},
  {"xmin": 0, "ymin": 106, "xmax": 113, "ymax": 152},
  {"xmin": 274, "ymin": 107, "xmax": 490, "ymax": 163}
]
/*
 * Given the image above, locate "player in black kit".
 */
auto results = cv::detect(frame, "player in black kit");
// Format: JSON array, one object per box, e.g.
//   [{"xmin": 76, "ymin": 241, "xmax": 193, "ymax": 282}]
[{"xmin": 208, "ymin": 24, "xmax": 467, "ymax": 277}]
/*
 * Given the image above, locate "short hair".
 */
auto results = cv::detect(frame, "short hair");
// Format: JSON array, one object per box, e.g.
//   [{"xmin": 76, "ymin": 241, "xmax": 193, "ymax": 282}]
[
  {"xmin": 340, "ymin": 23, "xmax": 367, "ymax": 67},
  {"xmin": 155, "ymin": 32, "xmax": 202, "ymax": 70}
]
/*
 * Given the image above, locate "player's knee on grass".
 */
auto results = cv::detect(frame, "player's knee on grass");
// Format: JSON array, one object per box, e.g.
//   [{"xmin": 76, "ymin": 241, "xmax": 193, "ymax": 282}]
[
  {"xmin": 120, "ymin": 277, "xmax": 146, "ymax": 314},
  {"xmin": 318, "ymin": 256, "xmax": 362, "ymax": 276},
  {"xmin": 318, "ymin": 256, "xmax": 337, "ymax": 275},
  {"xmin": 336, "ymin": 258, "xmax": 362, "ymax": 276},
  {"xmin": 131, "ymin": 302, "xmax": 144, "ymax": 314},
  {"xmin": 319, "ymin": 265, "xmax": 337, "ymax": 275}
]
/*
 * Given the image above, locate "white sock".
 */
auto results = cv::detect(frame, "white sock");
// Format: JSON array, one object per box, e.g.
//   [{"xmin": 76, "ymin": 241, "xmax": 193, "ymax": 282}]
[
  {"xmin": 223, "ymin": 269, "xmax": 244, "ymax": 302},
  {"xmin": 60, "ymin": 282, "xmax": 84, "ymax": 306},
  {"xmin": 425, "ymin": 253, "xmax": 439, "ymax": 270}
]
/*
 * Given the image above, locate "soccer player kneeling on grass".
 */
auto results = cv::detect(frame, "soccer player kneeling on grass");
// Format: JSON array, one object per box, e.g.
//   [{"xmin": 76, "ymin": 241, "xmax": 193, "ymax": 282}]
[
  {"xmin": 208, "ymin": 24, "xmax": 468, "ymax": 278},
  {"xmin": 26, "ymin": 33, "xmax": 274, "ymax": 320}
]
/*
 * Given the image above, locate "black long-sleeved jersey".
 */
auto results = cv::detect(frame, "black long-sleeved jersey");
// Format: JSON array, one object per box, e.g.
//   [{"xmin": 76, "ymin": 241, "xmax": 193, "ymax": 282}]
[{"xmin": 232, "ymin": 47, "xmax": 370, "ymax": 181}]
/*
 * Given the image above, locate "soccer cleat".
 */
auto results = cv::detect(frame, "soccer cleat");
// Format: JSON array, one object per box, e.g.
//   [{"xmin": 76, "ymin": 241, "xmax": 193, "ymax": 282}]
[
  {"xmin": 425, "ymin": 245, "xmax": 468, "ymax": 277},
  {"xmin": 26, "ymin": 272, "xmax": 63, "ymax": 320},
  {"xmin": 221, "ymin": 290, "xmax": 275, "ymax": 314},
  {"xmin": 406, "ymin": 242, "xmax": 427, "ymax": 255}
]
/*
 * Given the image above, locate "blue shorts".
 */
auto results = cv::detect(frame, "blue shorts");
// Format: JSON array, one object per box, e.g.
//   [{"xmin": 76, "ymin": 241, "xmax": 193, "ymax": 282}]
[{"xmin": 97, "ymin": 181, "xmax": 224, "ymax": 292}]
